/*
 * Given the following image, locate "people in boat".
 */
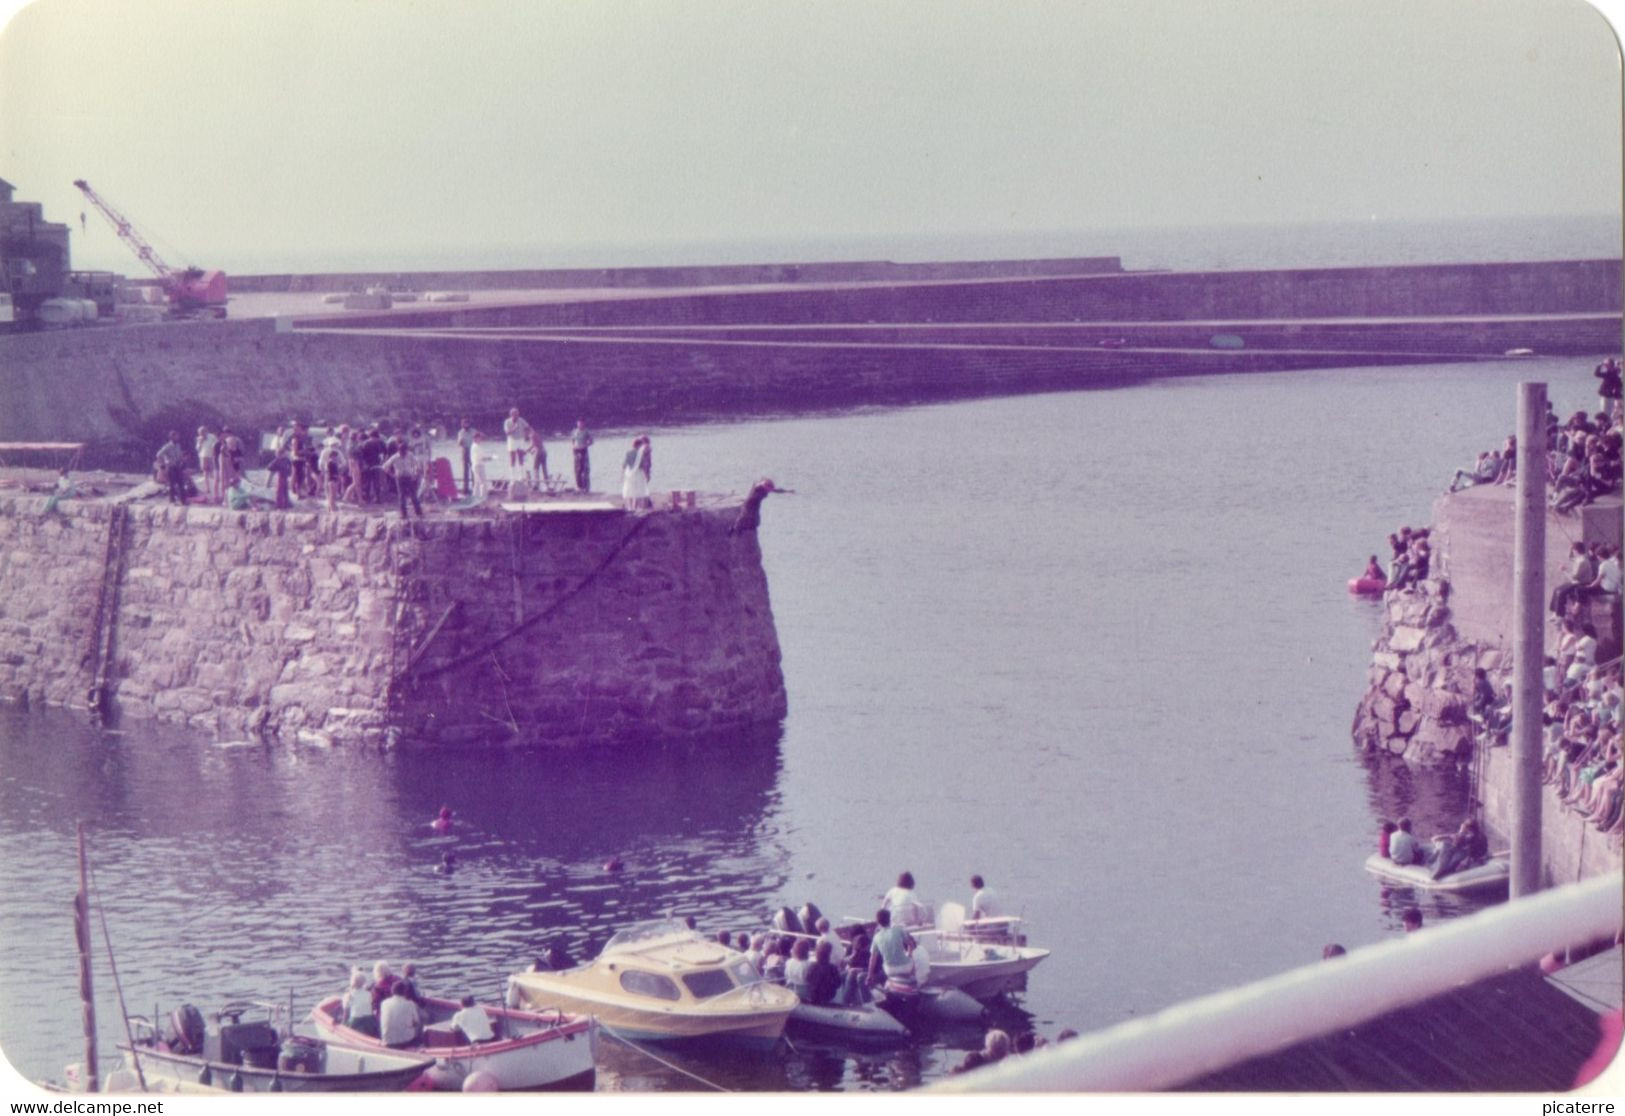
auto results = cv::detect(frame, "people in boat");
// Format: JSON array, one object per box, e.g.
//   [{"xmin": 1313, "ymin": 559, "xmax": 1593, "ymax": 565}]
[
  {"xmin": 1378, "ymin": 820, "xmax": 1396, "ymax": 859},
  {"xmin": 762, "ymin": 938, "xmax": 788, "ymax": 983},
  {"xmin": 970, "ymin": 874, "xmax": 1003, "ymax": 920},
  {"xmin": 452, "ymin": 994, "xmax": 496, "ymax": 1043},
  {"xmin": 1428, "ymin": 818, "xmax": 1488, "ymax": 880},
  {"xmin": 1360, "ymin": 555, "xmax": 1386, "ymax": 585},
  {"xmin": 370, "ymin": 961, "xmax": 397, "ymax": 1015},
  {"xmin": 784, "ymin": 938, "xmax": 813, "ymax": 998},
  {"xmin": 883, "ymin": 871, "xmax": 929, "ymax": 928},
  {"xmin": 396, "ymin": 961, "xmax": 427, "ymax": 1006},
  {"xmin": 343, "ymin": 970, "xmax": 377, "ymax": 1035},
  {"xmin": 1388, "ymin": 818, "xmax": 1421, "ymax": 865},
  {"xmin": 838, "ymin": 930, "xmax": 874, "ymax": 1005},
  {"xmin": 867, "ymin": 907, "xmax": 916, "ymax": 990},
  {"xmin": 745, "ymin": 933, "xmax": 767, "ymax": 975},
  {"xmin": 804, "ymin": 940, "xmax": 842, "ymax": 1006},
  {"xmin": 735, "ymin": 932, "xmax": 751, "ymax": 953},
  {"xmin": 814, "ymin": 917, "xmax": 847, "ymax": 966},
  {"xmin": 379, "ymin": 984, "xmax": 422, "ymax": 1048}
]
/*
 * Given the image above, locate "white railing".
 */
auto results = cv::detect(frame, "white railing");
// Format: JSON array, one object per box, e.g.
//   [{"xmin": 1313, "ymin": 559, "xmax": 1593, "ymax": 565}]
[{"xmin": 929, "ymin": 873, "xmax": 1622, "ymax": 1093}]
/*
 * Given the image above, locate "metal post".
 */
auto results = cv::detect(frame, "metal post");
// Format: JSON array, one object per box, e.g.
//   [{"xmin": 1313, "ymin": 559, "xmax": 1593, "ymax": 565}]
[
  {"xmin": 1510, "ymin": 382, "xmax": 1546, "ymax": 899},
  {"xmin": 75, "ymin": 822, "xmax": 99, "ymax": 1093}
]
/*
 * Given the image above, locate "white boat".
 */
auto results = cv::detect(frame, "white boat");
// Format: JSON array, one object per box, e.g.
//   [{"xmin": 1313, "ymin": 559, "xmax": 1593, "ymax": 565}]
[
  {"xmin": 310, "ymin": 993, "xmax": 597, "ymax": 1091},
  {"xmin": 910, "ymin": 904, "xmax": 1051, "ymax": 999},
  {"xmin": 120, "ymin": 1003, "xmax": 433, "ymax": 1093},
  {"xmin": 508, "ymin": 920, "xmax": 798, "ymax": 1047},
  {"xmin": 1363, "ymin": 852, "xmax": 1510, "ymax": 894}
]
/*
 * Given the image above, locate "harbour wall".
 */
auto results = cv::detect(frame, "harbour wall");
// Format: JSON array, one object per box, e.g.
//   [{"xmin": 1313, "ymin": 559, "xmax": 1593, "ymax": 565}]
[
  {"xmin": 227, "ymin": 255, "xmax": 1128, "ymax": 293},
  {"xmin": 1350, "ymin": 489, "xmax": 1622, "ymax": 884},
  {"xmin": 1, "ymin": 258, "xmax": 1618, "ymax": 469},
  {"xmin": 0, "ymin": 494, "xmax": 787, "ymax": 747}
]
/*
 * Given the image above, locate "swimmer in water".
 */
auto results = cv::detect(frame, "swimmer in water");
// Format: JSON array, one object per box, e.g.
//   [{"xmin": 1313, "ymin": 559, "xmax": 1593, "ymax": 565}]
[{"xmin": 431, "ymin": 806, "xmax": 454, "ymax": 832}]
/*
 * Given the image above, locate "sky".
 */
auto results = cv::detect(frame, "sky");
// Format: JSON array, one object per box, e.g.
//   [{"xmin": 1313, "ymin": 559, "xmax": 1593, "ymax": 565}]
[{"xmin": 0, "ymin": 0, "xmax": 1621, "ymax": 275}]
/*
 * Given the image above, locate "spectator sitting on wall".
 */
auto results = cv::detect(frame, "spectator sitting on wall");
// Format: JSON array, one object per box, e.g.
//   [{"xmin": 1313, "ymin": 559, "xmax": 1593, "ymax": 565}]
[
  {"xmin": 1550, "ymin": 542, "xmax": 1598, "ymax": 618},
  {"xmin": 1448, "ymin": 450, "xmax": 1501, "ymax": 493}
]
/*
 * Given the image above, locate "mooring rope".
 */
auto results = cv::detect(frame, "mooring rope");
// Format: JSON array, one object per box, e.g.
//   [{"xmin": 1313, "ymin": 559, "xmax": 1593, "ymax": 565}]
[
  {"xmin": 410, "ymin": 514, "xmax": 653, "ymax": 683},
  {"xmin": 597, "ymin": 1022, "xmax": 733, "ymax": 1092}
]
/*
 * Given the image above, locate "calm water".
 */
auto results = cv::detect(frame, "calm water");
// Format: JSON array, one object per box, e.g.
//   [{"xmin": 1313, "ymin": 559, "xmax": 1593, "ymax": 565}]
[{"xmin": 0, "ymin": 355, "xmax": 1607, "ymax": 1091}]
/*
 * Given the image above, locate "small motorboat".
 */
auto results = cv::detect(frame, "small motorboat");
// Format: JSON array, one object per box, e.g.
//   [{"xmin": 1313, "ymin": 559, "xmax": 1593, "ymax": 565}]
[
  {"xmin": 1363, "ymin": 852, "xmax": 1511, "ymax": 894},
  {"xmin": 909, "ymin": 905, "xmax": 1051, "ymax": 1000},
  {"xmin": 310, "ymin": 993, "xmax": 596, "ymax": 1091},
  {"xmin": 507, "ymin": 920, "xmax": 797, "ymax": 1046},
  {"xmin": 120, "ymin": 1002, "xmax": 432, "ymax": 1093}
]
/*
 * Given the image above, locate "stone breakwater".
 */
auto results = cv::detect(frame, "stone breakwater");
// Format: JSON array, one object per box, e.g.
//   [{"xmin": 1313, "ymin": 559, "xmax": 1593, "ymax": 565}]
[
  {"xmin": 0, "ymin": 492, "xmax": 787, "ymax": 747},
  {"xmin": 2, "ymin": 258, "xmax": 1618, "ymax": 470},
  {"xmin": 1351, "ymin": 578, "xmax": 1480, "ymax": 765}
]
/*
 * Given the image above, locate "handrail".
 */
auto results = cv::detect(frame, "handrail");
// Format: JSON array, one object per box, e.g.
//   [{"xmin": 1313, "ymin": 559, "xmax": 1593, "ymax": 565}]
[{"xmin": 929, "ymin": 874, "xmax": 1622, "ymax": 1093}]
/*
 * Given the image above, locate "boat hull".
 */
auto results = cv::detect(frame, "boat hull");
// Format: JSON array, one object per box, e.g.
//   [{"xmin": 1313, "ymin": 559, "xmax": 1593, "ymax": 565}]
[
  {"xmin": 788, "ymin": 1001, "xmax": 909, "ymax": 1043},
  {"xmin": 510, "ymin": 975, "xmax": 793, "ymax": 1047},
  {"xmin": 310, "ymin": 996, "xmax": 597, "ymax": 1091},
  {"xmin": 1363, "ymin": 852, "xmax": 1510, "ymax": 894},
  {"xmin": 117, "ymin": 1044, "xmax": 431, "ymax": 1094}
]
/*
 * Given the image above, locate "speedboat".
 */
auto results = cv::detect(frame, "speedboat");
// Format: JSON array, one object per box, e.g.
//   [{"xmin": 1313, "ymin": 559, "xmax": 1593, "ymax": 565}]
[
  {"xmin": 910, "ymin": 904, "xmax": 1051, "ymax": 999},
  {"xmin": 507, "ymin": 920, "xmax": 797, "ymax": 1047},
  {"xmin": 120, "ymin": 1002, "xmax": 432, "ymax": 1093},
  {"xmin": 309, "ymin": 993, "xmax": 596, "ymax": 1091},
  {"xmin": 1363, "ymin": 852, "xmax": 1510, "ymax": 894}
]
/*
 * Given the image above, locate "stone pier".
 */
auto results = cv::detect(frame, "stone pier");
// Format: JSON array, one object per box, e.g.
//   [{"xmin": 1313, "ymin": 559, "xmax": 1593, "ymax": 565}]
[{"xmin": 0, "ymin": 489, "xmax": 787, "ymax": 747}]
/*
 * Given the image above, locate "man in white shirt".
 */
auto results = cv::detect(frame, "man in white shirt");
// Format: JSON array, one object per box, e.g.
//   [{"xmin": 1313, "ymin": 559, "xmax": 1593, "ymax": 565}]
[
  {"xmin": 452, "ymin": 995, "xmax": 495, "ymax": 1043},
  {"xmin": 970, "ymin": 874, "xmax": 1003, "ymax": 920},
  {"xmin": 379, "ymin": 986, "xmax": 422, "ymax": 1048}
]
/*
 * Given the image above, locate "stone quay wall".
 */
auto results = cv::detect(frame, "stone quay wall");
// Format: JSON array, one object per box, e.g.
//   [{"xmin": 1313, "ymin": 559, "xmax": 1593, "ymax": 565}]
[
  {"xmin": 0, "ymin": 494, "xmax": 787, "ymax": 748},
  {"xmin": 2, "ymin": 259, "xmax": 1618, "ymax": 470},
  {"xmin": 1351, "ymin": 490, "xmax": 1622, "ymax": 883}
]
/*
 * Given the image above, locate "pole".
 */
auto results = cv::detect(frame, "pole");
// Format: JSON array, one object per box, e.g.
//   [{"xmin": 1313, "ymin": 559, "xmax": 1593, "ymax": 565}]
[
  {"xmin": 1510, "ymin": 382, "xmax": 1546, "ymax": 899},
  {"xmin": 75, "ymin": 822, "xmax": 99, "ymax": 1093}
]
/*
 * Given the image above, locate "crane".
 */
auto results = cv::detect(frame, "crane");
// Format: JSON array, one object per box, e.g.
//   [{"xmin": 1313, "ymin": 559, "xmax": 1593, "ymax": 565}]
[{"xmin": 72, "ymin": 179, "xmax": 227, "ymax": 317}]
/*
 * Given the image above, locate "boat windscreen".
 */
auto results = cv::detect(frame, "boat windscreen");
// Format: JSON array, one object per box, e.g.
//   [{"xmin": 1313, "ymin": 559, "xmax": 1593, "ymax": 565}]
[{"xmin": 680, "ymin": 969, "xmax": 736, "ymax": 1001}]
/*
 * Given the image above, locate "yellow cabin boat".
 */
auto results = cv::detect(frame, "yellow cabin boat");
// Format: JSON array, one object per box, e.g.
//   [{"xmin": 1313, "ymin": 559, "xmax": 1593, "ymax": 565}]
[{"xmin": 507, "ymin": 922, "xmax": 797, "ymax": 1046}]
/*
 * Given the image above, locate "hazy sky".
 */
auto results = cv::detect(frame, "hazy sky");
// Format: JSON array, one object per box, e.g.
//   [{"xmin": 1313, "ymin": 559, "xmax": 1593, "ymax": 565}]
[{"xmin": 0, "ymin": 0, "xmax": 1620, "ymax": 273}]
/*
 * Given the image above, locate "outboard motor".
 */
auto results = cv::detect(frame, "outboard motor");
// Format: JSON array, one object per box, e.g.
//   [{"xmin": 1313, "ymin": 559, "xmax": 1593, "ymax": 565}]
[
  {"xmin": 166, "ymin": 1005, "xmax": 206, "ymax": 1055},
  {"xmin": 772, "ymin": 906, "xmax": 803, "ymax": 935}
]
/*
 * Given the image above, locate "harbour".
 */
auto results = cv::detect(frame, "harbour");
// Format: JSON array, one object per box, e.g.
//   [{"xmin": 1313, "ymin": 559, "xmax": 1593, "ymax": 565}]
[{"xmin": 1, "ymin": 358, "xmax": 1611, "ymax": 1091}]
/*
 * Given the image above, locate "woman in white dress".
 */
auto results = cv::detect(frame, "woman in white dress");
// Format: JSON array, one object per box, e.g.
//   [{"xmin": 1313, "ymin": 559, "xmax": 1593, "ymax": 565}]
[{"xmin": 622, "ymin": 436, "xmax": 651, "ymax": 510}]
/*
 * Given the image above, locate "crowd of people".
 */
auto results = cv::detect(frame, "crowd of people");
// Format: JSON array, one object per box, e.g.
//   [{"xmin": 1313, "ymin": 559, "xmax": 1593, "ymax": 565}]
[
  {"xmin": 1442, "ymin": 367, "xmax": 1623, "ymax": 514},
  {"xmin": 148, "ymin": 410, "xmax": 669, "ymax": 519},
  {"xmin": 1540, "ymin": 642, "xmax": 1623, "ymax": 846}
]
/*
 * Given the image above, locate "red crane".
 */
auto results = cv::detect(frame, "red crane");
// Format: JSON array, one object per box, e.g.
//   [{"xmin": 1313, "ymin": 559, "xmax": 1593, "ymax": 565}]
[{"xmin": 72, "ymin": 179, "xmax": 227, "ymax": 317}]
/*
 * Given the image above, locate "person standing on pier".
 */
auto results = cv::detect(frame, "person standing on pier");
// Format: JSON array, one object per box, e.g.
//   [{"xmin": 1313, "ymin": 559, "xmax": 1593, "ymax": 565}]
[
  {"xmin": 529, "ymin": 424, "xmax": 549, "ymax": 486},
  {"xmin": 504, "ymin": 408, "xmax": 533, "ymax": 476},
  {"xmin": 155, "ymin": 431, "xmax": 188, "ymax": 505},
  {"xmin": 383, "ymin": 437, "xmax": 424, "ymax": 519},
  {"xmin": 456, "ymin": 418, "xmax": 476, "ymax": 496},
  {"xmin": 195, "ymin": 426, "xmax": 218, "ymax": 503},
  {"xmin": 622, "ymin": 436, "xmax": 652, "ymax": 510},
  {"xmin": 571, "ymin": 419, "xmax": 594, "ymax": 492}
]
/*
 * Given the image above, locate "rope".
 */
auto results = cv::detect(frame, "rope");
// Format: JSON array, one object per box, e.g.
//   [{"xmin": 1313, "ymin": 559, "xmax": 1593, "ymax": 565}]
[
  {"xmin": 411, "ymin": 515, "xmax": 653, "ymax": 684},
  {"xmin": 86, "ymin": 855, "xmax": 148, "ymax": 1092},
  {"xmin": 597, "ymin": 1023, "xmax": 733, "ymax": 1092}
]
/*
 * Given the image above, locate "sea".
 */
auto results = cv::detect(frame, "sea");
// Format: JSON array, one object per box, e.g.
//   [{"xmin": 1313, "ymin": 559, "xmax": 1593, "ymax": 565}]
[{"xmin": 0, "ymin": 216, "xmax": 1619, "ymax": 1094}]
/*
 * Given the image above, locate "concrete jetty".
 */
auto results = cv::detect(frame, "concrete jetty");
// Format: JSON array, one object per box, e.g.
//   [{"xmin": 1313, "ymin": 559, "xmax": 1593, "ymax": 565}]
[
  {"xmin": 1351, "ymin": 486, "xmax": 1622, "ymax": 884},
  {"xmin": 0, "ymin": 478, "xmax": 787, "ymax": 747}
]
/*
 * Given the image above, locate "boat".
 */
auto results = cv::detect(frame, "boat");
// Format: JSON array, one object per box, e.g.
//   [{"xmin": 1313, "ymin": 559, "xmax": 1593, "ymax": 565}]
[
  {"xmin": 310, "ymin": 993, "xmax": 597, "ymax": 1091},
  {"xmin": 788, "ymin": 999, "xmax": 909, "ymax": 1042},
  {"xmin": 1348, "ymin": 576, "xmax": 1387, "ymax": 595},
  {"xmin": 1363, "ymin": 852, "xmax": 1511, "ymax": 894},
  {"xmin": 506, "ymin": 920, "xmax": 798, "ymax": 1046},
  {"xmin": 119, "ymin": 1002, "xmax": 433, "ymax": 1093},
  {"xmin": 909, "ymin": 904, "xmax": 1051, "ymax": 999}
]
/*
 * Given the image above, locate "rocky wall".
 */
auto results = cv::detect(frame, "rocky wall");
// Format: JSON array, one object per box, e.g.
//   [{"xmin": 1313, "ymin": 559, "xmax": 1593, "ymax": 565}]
[{"xmin": 0, "ymin": 493, "xmax": 786, "ymax": 748}]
